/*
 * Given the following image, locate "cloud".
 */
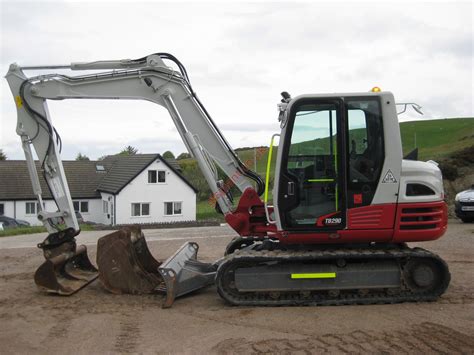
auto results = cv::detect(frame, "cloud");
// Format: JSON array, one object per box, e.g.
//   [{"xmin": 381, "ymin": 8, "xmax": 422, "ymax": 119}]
[{"xmin": 1, "ymin": 1, "xmax": 472, "ymax": 162}]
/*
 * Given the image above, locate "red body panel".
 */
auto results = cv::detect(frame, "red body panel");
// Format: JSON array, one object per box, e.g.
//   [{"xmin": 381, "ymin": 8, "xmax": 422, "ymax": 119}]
[
  {"xmin": 347, "ymin": 204, "xmax": 397, "ymax": 230},
  {"xmin": 392, "ymin": 200, "xmax": 447, "ymax": 242},
  {"xmin": 225, "ymin": 188, "xmax": 277, "ymax": 236},
  {"xmin": 226, "ymin": 188, "xmax": 448, "ymax": 245}
]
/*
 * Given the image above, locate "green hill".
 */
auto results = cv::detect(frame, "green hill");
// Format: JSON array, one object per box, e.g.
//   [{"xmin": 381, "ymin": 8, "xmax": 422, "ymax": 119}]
[{"xmin": 399, "ymin": 118, "xmax": 474, "ymax": 160}]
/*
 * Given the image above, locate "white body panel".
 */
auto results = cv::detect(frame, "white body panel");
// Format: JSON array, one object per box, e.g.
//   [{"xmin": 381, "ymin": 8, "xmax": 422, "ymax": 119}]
[
  {"xmin": 369, "ymin": 93, "xmax": 402, "ymax": 205},
  {"xmin": 398, "ymin": 160, "xmax": 445, "ymax": 203}
]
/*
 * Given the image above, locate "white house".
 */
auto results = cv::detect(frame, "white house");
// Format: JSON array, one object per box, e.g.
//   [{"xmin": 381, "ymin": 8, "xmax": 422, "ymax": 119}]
[{"xmin": 0, "ymin": 154, "xmax": 197, "ymax": 226}]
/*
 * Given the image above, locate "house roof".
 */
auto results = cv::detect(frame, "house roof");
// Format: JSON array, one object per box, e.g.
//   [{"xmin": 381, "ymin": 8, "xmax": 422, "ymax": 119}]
[
  {"xmin": 0, "ymin": 160, "xmax": 104, "ymax": 200},
  {"xmin": 0, "ymin": 154, "xmax": 197, "ymax": 200},
  {"xmin": 162, "ymin": 157, "xmax": 181, "ymax": 172}
]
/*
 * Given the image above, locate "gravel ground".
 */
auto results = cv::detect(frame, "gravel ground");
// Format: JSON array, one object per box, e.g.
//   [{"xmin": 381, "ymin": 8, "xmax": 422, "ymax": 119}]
[{"xmin": 0, "ymin": 221, "xmax": 473, "ymax": 354}]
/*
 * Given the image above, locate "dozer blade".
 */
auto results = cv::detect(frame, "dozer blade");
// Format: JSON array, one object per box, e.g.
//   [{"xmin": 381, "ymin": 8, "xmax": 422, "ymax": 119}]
[
  {"xmin": 34, "ymin": 242, "xmax": 98, "ymax": 295},
  {"xmin": 96, "ymin": 226, "xmax": 163, "ymax": 294}
]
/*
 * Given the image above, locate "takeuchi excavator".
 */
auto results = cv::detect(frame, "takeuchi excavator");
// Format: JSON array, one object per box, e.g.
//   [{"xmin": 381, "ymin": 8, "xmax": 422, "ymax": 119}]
[{"xmin": 6, "ymin": 53, "xmax": 450, "ymax": 307}]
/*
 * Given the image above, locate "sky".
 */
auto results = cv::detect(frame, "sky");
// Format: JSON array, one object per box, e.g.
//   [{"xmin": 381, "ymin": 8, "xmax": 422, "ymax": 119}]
[{"xmin": 0, "ymin": 0, "xmax": 472, "ymax": 160}]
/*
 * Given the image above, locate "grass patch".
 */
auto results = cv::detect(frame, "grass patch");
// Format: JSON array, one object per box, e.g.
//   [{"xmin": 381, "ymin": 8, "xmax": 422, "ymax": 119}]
[
  {"xmin": 0, "ymin": 225, "xmax": 46, "ymax": 237},
  {"xmin": 400, "ymin": 117, "xmax": 474, "ymax": 160},
  {"xmin": 196, "ymin": 199, "xmax": 225, "ymax": 221},
  {"xmin": 0, "ymin": 223, "xmax": 95, "ymax": 237}
]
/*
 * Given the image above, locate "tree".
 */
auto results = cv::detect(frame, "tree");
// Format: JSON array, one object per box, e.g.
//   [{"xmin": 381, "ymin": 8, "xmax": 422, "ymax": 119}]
[
  {"xmin": 180, "ymin": 159, "xmax": 212, "ymax": 201},
  {"xmin": 162, "ymin": 150, "xmax": 175, "ymax": 159},
  {"xmin": 0, "ymin": 149, "xmax": 6, "ymax": 161},
  {"xmin": 177, "ymin": 152, "xmax": 191, "ymax": 160},
  {"xmin": 119, "ymin": 145, "xmax": 138, "ymax": 156},
  {"xmin": 75, "ymin": 153, "xmax": 90, "ymax": 161}
]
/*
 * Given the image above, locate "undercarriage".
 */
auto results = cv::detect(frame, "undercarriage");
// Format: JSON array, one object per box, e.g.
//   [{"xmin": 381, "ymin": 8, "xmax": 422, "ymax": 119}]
[{"xmin": 216, "ymin": 238, "xmax": 451, "ymax": 306}]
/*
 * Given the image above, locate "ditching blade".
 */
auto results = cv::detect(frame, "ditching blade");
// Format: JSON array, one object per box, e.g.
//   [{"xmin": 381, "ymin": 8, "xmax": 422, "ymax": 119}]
[{"xmin": 158, "ymin": 242, "xmax": 217, "ymax": 308}]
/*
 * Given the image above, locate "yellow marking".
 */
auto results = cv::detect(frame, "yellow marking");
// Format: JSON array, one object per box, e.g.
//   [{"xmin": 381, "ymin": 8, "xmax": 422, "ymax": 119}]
[
  {"xmin": 291, "ymin": 272, "xmax": 336, "ymax": 279},
  {"xmin": 307, "ymin": 178, "xmax": 334, "ymax": 183},
  {"xmin": 15, "ymin": 96, "xmax": 23, "ymax": 108},
  {"xmin": 264, "ymin": 135, "xmax": 276, "ymax": 203}
]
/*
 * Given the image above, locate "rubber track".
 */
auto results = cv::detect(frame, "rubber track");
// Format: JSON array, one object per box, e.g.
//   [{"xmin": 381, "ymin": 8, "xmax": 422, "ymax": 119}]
[{"xmin": 216, "ymin": 246, "xmax": 451, "ymax": 306}]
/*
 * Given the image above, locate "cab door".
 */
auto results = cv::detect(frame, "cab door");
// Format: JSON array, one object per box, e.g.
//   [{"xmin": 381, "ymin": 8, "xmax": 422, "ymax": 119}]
[{"xmin": 276, "ymin": 98, "xmax": 346, "ymax": 231}]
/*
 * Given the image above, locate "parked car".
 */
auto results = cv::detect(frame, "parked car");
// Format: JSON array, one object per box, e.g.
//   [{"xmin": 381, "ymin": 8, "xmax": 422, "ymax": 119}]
[
  {"xmin": 0, "ymin": 222, "xmax": 4, "ymax": 231},
  {"xmin": 0, "ymin": 216, "xmax": 31, "ymax": 229},
  {"xmin": 455, "ymin": 185, "xmax": 474, "ymax": 223}
]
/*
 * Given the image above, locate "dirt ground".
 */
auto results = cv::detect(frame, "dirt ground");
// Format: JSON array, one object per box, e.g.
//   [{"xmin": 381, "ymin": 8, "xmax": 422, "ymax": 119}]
[{"xmin": 0, "ymin": 221, "xmax": 473, "ymax": 354}]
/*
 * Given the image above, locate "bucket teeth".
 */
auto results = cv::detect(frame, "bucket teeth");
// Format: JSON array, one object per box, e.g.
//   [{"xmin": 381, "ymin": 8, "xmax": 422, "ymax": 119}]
[{"xmin": 34, "ymin": 242, "xmax": 98, "ymax": 295}]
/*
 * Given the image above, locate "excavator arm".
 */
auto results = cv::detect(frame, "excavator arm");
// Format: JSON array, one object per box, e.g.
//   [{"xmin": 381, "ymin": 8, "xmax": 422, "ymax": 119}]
[
  {"xmin": 5, "ymin": 53, "xmax": 268, "ymax": 301},
  {"xmin": 6, "ymin": 53, "xmax": 264, "ymax": 234}
]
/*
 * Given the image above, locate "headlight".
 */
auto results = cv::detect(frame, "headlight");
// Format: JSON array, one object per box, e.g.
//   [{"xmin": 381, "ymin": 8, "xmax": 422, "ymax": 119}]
[{"xmin": 455, "ymin": 193, "xmax": 461, "ymax": 202}]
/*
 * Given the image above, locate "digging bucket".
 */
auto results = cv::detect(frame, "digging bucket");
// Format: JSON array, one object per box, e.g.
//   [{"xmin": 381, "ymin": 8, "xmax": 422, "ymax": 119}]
[
  {"xmin": 34, "ymin": 240, "xmax": 98, "ymax": 295},
  {"xmin": 96, "ymin": 226, "xmax": 164, "ymax": 294}
]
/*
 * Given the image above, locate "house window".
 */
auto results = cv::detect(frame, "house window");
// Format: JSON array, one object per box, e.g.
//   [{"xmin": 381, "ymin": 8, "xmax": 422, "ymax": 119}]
[
  {"xmin": 73, "ymin": 201, "xmax": 89, "ymax": 213},
  {"xmin": 148, "ymin": 170, "xmax": 157, "ymax": 183},
  {"xmin": 103, "ymin": 201, "xmax": 108, "ymax": 214},
  {"xmin": 0, "ymin": 203, "xmax": 4, "ymax": 216},
  {"xmin": 164, "ymin": 202, "xmax": 182, "ymax": 216},
  {"xmin": 25, "ymin": 202, "xmax": 36, "ymax": 215},
  {"xmin": 158, "ymin": 171, "xmax": 166, "ymax": 183},
  {"xmin": 131, "ymin": 203, "xmax": 150, "ymax": 216},
  {"xmin": 148, "ymin": 170, "xmax": 166, "ymax": 183}
]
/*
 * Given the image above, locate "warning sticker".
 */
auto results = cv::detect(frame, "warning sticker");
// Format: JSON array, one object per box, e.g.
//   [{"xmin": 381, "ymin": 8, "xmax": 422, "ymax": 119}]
[
  {"xmin": 382, "ymin": 169, "xmax": 397, "ymax": 183},
  {"xmin": 15, "ymin": 96, "xmax": 23, "ymax": 108}
]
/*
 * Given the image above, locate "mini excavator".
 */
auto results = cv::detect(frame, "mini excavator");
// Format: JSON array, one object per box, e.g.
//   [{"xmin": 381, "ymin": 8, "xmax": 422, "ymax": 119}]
[{"xmin": 6, "ymin": 53, "xmax": 450, "ymax": 307}]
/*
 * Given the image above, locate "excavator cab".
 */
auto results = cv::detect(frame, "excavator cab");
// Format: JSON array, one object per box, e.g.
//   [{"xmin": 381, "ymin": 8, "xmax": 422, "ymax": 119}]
[{"xmin": 272, "ymin": 93, "xmax": 399, "ymax": 239}]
